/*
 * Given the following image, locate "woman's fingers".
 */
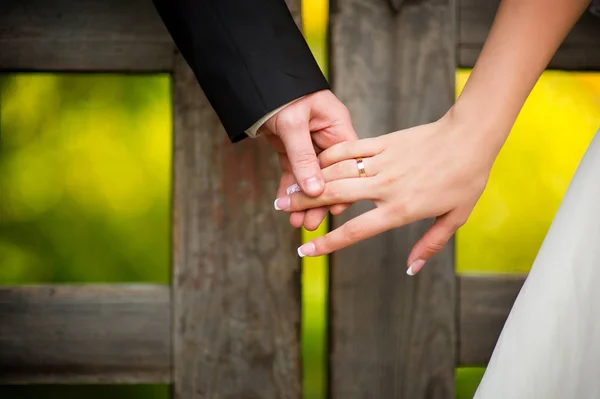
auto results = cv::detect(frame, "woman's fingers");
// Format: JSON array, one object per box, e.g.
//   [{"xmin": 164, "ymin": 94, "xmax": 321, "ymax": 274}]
[
  {"xmin": 318, "ymin": 137, "xmax": 384, "ymax": 168},
  {"xmin": 275, "ymin": 179, "xmax": 377, "ymax": 212},
  {"xmin": 277, "ymin": 156, "xmax": 306, "ymax": 228},
  {"xmin": 285, "ymin": 156, "xmax": 377, "ymax": 219},
  {"xmin": 297, "ymin": 208, "xmax": 393, "ymax": 257},
  {"xmin": 321, "ymin": 157, "xmax": 379, "ymax": 181},
  {"xmin": 330, "ymin": 203, "xmax": 350, "ymax": 215},
  {"xmin": 406, "ymin": 211, "xmax": 464, "ymax": 275},
  {"xmin": 280, "ymin": 155, "xmax": 378, "ymax": 223}
]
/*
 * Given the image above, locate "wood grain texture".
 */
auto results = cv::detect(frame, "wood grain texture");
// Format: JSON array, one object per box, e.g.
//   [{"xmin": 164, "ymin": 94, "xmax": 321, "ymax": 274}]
[
  {"xmin": 457, "ymin": 0, "xmax": 600, "ymax": 70},
  {"xmin": 0, "ymin": 0, "xmax": 174, "ymax": 72},
  {"xmin": 171, "ymin": 34, "xmax": 302, "ymax": 399},
  {"xmin": 0, "ymin": 284, "xmax": 170, "ymax": 384},
  {"xmin": 329, "ymin": 0, "xmax": 456, "ymax": 397},
  {"xmin": 457, "ymin": 274, "xmax": 526, "ymax": 366}
]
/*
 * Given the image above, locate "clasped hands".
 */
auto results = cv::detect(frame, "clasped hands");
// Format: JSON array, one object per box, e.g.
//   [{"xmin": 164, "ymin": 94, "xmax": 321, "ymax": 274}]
[{"xmin": 261, "ymin": 89, "xmax": 494, "ymax": 276}]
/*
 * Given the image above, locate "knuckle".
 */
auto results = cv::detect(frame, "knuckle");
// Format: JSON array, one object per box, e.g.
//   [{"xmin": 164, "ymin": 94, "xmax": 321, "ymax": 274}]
[
  {"xmin": 317, "ymin": 151, "xmax": 328, "ymax": 165},
  {"xmin": 277, "ymin": 113, "xmax": 305, "ymax": 132},
  {"xmin": 383, "ymin": 175, "xmax": 397, "ymax": 186},
  {"xmin": 293, "ymin": 150, "xmax": 319, "ymax": 168},
  {"xmin": 403, "ymin": 200, "xmax": 417, "ymax": 216},
  {"xmin": 326, "ymin": 186, "xmax": 344, "ymax": 202},
  {"xmin": 342, "ymin": 221, "xmax": 362, "ymax": 242},
  {"xmin": 331, "ymin": 162, "xmax": 347, "ymax": 177},
  {"xmin": 390, "ymin": 200, "xmax": 409, "ymax": 216},
  {"xmin": 338, "ymin": 105, "xmax": 352, "ymax": 122},
  {"xmin": 320, "ymin": 142, "xmax": 346, "ymax": 166},
  {"xmin": 424, "ymin": 240, "xmax": 446, "ymax": 254}
]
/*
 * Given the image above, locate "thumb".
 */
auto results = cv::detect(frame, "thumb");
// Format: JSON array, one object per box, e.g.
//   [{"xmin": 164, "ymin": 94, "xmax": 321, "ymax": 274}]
[
  {"xmin": 406, "ymin": 212, "xmax": 462, "ymax": 276},
  {"xmin": 278, "ymin": 120, "xmax": 325, "ymax": 197}
]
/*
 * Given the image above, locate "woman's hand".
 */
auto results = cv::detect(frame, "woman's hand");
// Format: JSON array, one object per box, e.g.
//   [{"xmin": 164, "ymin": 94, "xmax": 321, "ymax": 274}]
[
  {"xmin": 274, "ymin": 109, "xmax": 504, "ymax": 275},
  {"xmin": 272, "ymin": 0, "xmax": 590, "ymax": 275}
]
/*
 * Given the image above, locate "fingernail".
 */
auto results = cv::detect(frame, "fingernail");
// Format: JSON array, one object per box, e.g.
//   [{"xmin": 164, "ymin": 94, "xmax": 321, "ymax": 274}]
[
  {"xmin": 274, "ymin": 197, "xmax": 291, "ymax": 210},
  {"xmin": 286, "ymin": 183, "xmax": 302, "ymax": 195},
  {"xmin": 304, "ymin": 177, "xmax": 323, "ymax": 194},
  {"xmin": 297, "ymin": 242, "xmax": 316, "ymax": 257},
  {"xmin": 407, "ymin": 259, "xmax": 426, "ymax": 276}
]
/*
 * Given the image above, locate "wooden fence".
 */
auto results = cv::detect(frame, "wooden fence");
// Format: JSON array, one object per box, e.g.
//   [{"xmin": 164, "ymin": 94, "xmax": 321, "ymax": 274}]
[{"xmin": 0, "ymin": 0, "xmax": 598, "ymax": 397}]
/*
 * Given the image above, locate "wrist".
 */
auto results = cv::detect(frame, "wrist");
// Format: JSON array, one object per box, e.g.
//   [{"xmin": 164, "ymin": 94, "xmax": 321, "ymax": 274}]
[{"xmin": 443, "ymin": 99, "xmax": 513, "ymax": 165}]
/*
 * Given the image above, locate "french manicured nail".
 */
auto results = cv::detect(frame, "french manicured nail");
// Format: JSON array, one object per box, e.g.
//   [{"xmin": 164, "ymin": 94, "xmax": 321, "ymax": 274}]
[
  {"xmin": 286, "ymin": 184, "xmax": 302, "ymax": 195},
  {"xmin": 297, "ymin": 242, "xmax": 316, "ymax": 257},
  {"xmin": 304, "ymin": 177, "xmax": 323, "ymax": 193},
  {"xmin": 407, "ymin": 259, "xmax": 426, "ymax": 276},
  {"xmin": 274, "ymin": 196, "xmax": 291, "ymax": 210}
]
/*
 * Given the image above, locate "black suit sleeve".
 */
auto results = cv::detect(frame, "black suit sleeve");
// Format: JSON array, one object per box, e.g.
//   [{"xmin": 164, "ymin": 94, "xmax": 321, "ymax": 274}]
[{"xmin": 152, "ymin": 0, "xmax": 330, "ymax": 143}]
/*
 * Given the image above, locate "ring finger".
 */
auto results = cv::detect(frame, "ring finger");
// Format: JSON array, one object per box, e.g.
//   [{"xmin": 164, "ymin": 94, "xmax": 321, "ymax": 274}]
[{"xmin": 322, "ymin": 156, "xmax": 379, "ymax": 182}]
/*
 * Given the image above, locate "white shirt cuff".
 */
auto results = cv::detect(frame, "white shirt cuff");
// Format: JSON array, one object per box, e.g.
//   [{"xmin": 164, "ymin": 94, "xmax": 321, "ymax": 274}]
[{"xmin": 244, "ymin": 96, "xmax": 306, "ymax": 138}]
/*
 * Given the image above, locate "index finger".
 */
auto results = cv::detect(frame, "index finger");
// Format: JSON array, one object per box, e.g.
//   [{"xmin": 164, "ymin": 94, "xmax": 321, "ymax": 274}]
[
  {"xmin": 297, "ymin": 207, "xmax": 394, "ymax": 257},
  {"xmin": 275, "ymin": 179, "xmax": 377, "ymax": 211}
]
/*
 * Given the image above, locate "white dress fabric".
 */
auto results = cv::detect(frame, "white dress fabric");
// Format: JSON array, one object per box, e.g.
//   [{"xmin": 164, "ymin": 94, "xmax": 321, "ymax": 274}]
[{"xmin": 474, "ymin": 129, "xmax": 600, "ymax": 399}]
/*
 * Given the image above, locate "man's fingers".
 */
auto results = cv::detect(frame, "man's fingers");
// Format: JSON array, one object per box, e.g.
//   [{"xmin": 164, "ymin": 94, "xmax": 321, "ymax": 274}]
[
  {"xmin": 278, "ymin": 119, "xmax": 325, "ymax": 197},
  {"xmin": 289, "ymin": 212, "xmax": 305, "ymax": 228},
  {"xmin": 318, "ymin": 137, "xmax": 384, "ymax": 168},
  {"xmin": 279, "ymin": 172, "xmax": 328, "ymax": 230},
  {"xmin": 275, "ymin": 179, "xmax": 377, "ymax": 211},
  {"xmin": 303, "ymin": 207, "xmax": 329, "ymax": 231},
  {"xmin": 406, "ymin": 212, "xmax": 463, "ymax": 276},
  {"xmin": 296, "ymin": 208, "xmax": 391, "ymax": 257},
  {"xmin": 330, "ymin": 203, "xmax": 350, "ymax": 215}
]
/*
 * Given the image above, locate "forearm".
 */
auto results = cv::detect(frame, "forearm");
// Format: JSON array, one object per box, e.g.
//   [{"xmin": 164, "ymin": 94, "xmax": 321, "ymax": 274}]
[
  {"xmin": 452, "ymin": 0, "xmax": 590, "ymax": 156},
  {"xmin": 153, "ymin": 0, "xmax": 329, "ymax": 143}
]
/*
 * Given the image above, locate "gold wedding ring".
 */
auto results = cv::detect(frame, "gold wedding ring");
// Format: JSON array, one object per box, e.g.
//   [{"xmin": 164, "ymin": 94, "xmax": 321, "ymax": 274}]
[{"xmin": 356, "ymin": 157, "xmax": 367, "ymax": 178}]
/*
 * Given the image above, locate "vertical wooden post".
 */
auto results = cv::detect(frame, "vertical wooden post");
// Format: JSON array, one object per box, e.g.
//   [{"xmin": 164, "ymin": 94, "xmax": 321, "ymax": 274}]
[
  {"xmin": 171, "ymin": 1, "xmax": 303, "ymax": 397},
  {"xmin": 329, "ymin": 0, "xmax": 456, "ymax": 397}
]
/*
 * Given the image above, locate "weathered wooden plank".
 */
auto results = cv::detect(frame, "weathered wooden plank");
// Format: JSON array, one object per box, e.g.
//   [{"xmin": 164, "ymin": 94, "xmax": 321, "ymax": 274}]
[
  {"xmin": 329, "ymin": 0, "xmax": 456, "ymax": 398},
  {"xmin": 0, "ymin": 0, "xmax": 174, "ymax": 72},
  {"xmin": 171, "ymin": 1, "xmax": 302, "ymax": 395},
  {"xmin": 457, "ymin": 0, "xmax": 600, "ymax": 70},
  {"xmin": 457, "ymin": 274, "xmax": 526, "ymax": 366},
  {"xmin": 0, "ymin": 285, "xmax": 171, "ymax": 384}
]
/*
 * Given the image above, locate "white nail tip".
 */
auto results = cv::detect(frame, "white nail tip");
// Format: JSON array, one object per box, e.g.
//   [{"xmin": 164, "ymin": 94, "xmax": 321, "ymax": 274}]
[
  {"xmin": 297, "ymin": 247, "xmax": 305, "ymax": 257},
  {"xmin": 274, "ymin": 199, "xmax": 282, "ymax": 210},
  {"xmin": 406, "ymin": 266, "xmax": 414, "ymax": 276},
  {"xmin": 286, "ymin": 184, "xmax": 302, "ymax": 195}
]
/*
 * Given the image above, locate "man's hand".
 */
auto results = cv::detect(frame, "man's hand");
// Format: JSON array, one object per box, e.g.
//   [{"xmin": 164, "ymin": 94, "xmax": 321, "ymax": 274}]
[{"xmin": 260, "ymin": 90, "xmax": 358, "ymax": 230}]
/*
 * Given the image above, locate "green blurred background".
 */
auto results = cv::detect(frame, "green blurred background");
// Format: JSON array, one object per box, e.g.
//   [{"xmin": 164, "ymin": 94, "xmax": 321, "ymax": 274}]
[{"xmin": 1, "ymin": 1, "xmax": 600, "ymax": 398}]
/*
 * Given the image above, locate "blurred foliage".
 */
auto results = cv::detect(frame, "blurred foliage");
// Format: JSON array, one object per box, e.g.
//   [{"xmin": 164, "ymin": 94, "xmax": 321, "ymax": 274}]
[
  {"xmin": 0, "ymin": 73, "xmax": 172, "ymax": 399},
  {"xmin": 0, "ymin": 74, "xmax": 171, "ymax": 285}
]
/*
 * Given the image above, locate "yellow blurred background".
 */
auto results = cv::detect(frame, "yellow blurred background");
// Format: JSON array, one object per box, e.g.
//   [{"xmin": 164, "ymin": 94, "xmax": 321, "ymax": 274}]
[
  {"xmin": 1, "ymin": 1, "xmax": 600, "ymax": 399},
  {"xmin": 456, "ymin": 70, "xmax": 600, "ymax": 274}
]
